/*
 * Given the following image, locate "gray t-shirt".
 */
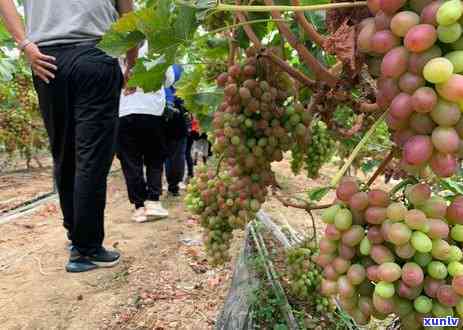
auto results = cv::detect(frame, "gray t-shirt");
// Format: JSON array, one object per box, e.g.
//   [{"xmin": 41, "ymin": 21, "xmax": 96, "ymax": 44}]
[{"xmin": 23, "ymin": 0, "xmax": 119, "ymax": 46}]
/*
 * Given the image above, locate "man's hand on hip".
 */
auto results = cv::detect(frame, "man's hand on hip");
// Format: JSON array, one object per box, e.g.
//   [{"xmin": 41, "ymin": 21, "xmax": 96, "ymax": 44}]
[{"xmin": 24, "ymin": 43, "xmax": 57, "ymax": 84}]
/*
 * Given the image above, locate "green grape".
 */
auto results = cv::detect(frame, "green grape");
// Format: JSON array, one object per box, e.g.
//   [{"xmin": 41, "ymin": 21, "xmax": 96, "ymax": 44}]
[
  {"xmin": 423, "ymin": 57, "xmax": 454, "ymax": 83},
  {"xmin": 437, "ymin": 22, "xmax": 462, "ymax": 43},
  {"xmin": 303, "ymin": 121, "xmax": 335, "ymax": 178},
  {"xmin": 445, "ymin": 51, "xmax": 463, "ymax": 73}
]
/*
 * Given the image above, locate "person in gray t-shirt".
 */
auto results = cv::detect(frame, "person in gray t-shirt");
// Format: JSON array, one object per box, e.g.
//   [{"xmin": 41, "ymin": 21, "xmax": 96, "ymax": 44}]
[{"xmin": 0, "ymin": 0, "xmax": 137, "ymax": 273}]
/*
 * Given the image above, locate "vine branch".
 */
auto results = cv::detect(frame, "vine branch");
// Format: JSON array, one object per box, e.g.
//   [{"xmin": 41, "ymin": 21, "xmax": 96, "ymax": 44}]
[
  {"xmin": 291, "ymin": 0, "xmax": 325, "ymax": 47},
  {"xmin": 263, "ymin": 0, "xmax": 338, "ymax": 87},
  {"xmin": 274, "ymin": 192, "xmax": 332, "ymax": 211},
  {"xmin": 234, "ymin": 7, "xmax": 316, "ymax": 87},
  {"xmin": 214, "ymin": 1, "xmax": 368, "ymax": 12},
  {"xmin": 366, "ymin": 149, "xmax": 394, "ymax": 187}
]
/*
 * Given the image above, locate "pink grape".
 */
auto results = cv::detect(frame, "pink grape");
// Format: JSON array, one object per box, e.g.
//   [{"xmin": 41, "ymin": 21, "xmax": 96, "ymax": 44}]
[
  {"xmin": 391, "ymin": 11, "xmax": 420, "ymax": 37},
  {"xmin": 371, "ymin": 30, "xmax": 401, "ymax": 54},
  {"xmin": 349, "ymin": 192, "xmax": 369, "ymax": 211},
  {"xmin": 427, "ymin": 218, "xmax": 449, "ymax": 239},
  {"xmin": 412, "ymin": 87, "xmax": 438, "ymax": 113},
  {"xmin": 381, "ymin": 47, "xmax": 410, "ymax": 78},
  {"xmin": 420, "ymin": 1, "xmax": 442, "ymax": 26},
  {"xmin": 404, "ymin": 24, "xmax": 438, "ymax": 52},
  {"xmin": 402, "ymin": 262, "xmax": 425, "ymax": 287},
  {"xmin": 430, "ymin": 98, "xmax": 461, "ymax": 126},
  {"xmin": 365, "ymin": 207, "xmax": 388, "ymax": 224},
  {"xmin": 368, "ymin": 189, "xmax": 390, "ymax": 207},
  {"xmin": 399, "ymin": 72, "xmax": 425, "ymax": 93},
  {"xmin": 430, "ymin": 152, "xmax": 458, "ymax": 177},
  {"xmin": 380, "ymin": 0, "xmax": 407, "ymax": 15},
  {"xmin": 431, "ymin": 126, "xmax": 460, "ymax": 153},
  {"xmin": 403, "ymin": 135, "xmax": 433, "ymax": 166},
  {"xmin": 367, "ymin": 226, "xmax": 385, "ymax": 244},
  {"xmin": 447, "ymin": 196, "xmax": 463, "ymax": 224},
  {"xmin": 377, "ymin": 77, "xmax": 400, "ymax": 101},
  {"xmin": 436, "ymin": 74, "xmax": 463, "ymax": 102},
  {"xmin": 406, "ymin": 183, "xmax": 431, "ymax": 206},
  {"xmin": 390, "ymin": 93, "xmax": 414, "ymax": 120}
]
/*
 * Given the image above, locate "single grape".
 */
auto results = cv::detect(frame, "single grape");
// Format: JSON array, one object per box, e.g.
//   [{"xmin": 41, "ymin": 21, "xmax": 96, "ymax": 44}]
[{"xmin": 423, "ymin": 57, "xmax": 454, "ymax": 84}]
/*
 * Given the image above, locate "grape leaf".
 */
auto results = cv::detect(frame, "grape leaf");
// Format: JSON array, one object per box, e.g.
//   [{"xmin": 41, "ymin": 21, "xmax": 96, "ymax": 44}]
[{"xmin": 307, "ymin": 186, "xmax": 331, "ymax": 202}]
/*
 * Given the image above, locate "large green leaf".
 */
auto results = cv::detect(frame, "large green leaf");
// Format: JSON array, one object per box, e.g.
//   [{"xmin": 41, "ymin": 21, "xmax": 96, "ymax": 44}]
[
  {"xmin": 129, "ymin": 57, "xmax": 170, "ymax": 91},
  {"xmin": 98, "ymin": 30, "xmax": 145, "ymax": 56},
  {"xmin": 175, "ymin": 5, "xmax": 199, "ymax": 41}
]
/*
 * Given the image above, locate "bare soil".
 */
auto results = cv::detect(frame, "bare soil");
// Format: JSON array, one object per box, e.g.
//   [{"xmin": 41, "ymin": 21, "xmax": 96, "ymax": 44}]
[{"xmin": 0, "ymin": 156, "xmax": 395, "ymax": 329}]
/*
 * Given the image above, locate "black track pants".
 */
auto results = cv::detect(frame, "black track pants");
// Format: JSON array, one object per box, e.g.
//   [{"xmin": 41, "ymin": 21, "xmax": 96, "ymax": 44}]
[
  {"xmin": 33, "ymin": 44, "xmax": 123, "ymax": 254},
  {"xmin": 117, "ymin": 114, "xmax": 167, "ymax": 207}
]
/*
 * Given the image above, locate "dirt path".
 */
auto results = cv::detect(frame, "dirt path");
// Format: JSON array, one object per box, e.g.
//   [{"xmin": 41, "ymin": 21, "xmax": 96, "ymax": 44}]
[{"xmin": 0, "ymin": 174, "xmax": 233, "ymax": 330}]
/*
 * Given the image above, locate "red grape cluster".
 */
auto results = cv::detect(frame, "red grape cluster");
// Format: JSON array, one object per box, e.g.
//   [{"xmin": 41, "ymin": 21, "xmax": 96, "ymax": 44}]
[
  {"xmin": 186, "ymin": 48, "xmax": 313, "ymax": 264},
  {"xmin": 317, "ymin": 178, "xmax": 463, "ymax": 328},
  {"xmin": 360, "ymin": 0, "xmax": 463, "ymax": 178}
]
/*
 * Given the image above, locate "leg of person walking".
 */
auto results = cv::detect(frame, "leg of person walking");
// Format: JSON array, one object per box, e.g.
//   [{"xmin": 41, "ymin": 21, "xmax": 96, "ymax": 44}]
[
  {"xmin": 185, "ymin": 135, "xmax": 194, "ymax": 181},
  {"xmin": 72, "ymin": 48, "xmax": 123, "ymax": 258},
  {"xmin": 33, "ymin": 61, "xmax": 75, "ymax": 240},
  {"xmin": 165, "ymin": 137, "xmax": 187, "ymax": 196},
  {"xmin": 143, "ymin": 116, "xmax": 169, "ymax": 219},
  {"xmin": 117, "ymin": 115, "xmax": 149, "ymax": 222},
  {"xmin": 35, "ymin": 45, "xmax": 123, "ymax": 272}
]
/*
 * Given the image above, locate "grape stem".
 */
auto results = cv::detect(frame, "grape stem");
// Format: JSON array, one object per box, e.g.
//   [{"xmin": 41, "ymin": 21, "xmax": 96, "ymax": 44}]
[
  {"xmin": 308, "ymin": 210, "xmax": 317, "ymax": 245},
  {"xmin": 215, "ymin": 1, "xmax": 368, "ymax": 12},
  {"xmin": 366, "ymin": 149, "xmax": 394, "ymax": 187},
  {"xmin": 203, "ymin": 18, "xmax": 291, "ymax": 36},
  {"xmin": 330, "ymin": 110, "xmax": 389, "ymax": 187},
  {"xmin": 274, "ymin": 192, "xmax": 332, "ymax": 211}
]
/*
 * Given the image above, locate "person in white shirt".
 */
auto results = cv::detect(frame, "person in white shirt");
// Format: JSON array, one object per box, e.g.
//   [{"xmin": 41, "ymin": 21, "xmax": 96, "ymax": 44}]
[{"xmin": 117, "ymin": 42, "xmax": 169, "ymax": 223}]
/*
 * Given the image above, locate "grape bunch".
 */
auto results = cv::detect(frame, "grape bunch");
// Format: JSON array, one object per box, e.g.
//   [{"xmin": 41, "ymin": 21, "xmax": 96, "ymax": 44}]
[
  {"xmin": 359, "ymin": 0, "xmax": 463, "ymax": 178},
  {"xmin": 299, "ymin": 121, "xmax": 335, "ymax": 179},
  {"xmin": 0, "ymin": 74, "xmax": 47, "ymax": 159},
  {"xmin": 286, "ymin": 243, "xmax": 338, "ymax": 328},
  {"xmin": 317, "ymin": 177, "xmax": 463, "ymax": 328},
  {"xmin": 185, "ymin": 48, "xmax": 313, "ymax": 264}
]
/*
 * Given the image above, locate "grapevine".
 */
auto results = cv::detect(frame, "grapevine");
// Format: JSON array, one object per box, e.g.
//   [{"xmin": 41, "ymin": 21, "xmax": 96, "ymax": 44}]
[
  {"xmin": 99, "ymin": 0, "xmax": 463, "ymax": 328},
  {"xmin": 0, "ymin": 72, "xmax": 47, "ymax": 167}
]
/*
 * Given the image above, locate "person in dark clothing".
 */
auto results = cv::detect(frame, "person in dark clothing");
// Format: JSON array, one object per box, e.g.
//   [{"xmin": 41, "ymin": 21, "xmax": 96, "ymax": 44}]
[
  {"xmin": 117, "ymin": 42, "xmax": 169, "ymax": 223},
  {"xmin": 164, "ymin": 92, "xmax": 190, "ymax": 196},
  {"xmin": 162, "ymin": 64, "xmax": 189, "ymax": 196},
  {"xmin": 0, "ymin": 0, "xmax": 135, "ymax": 273}
]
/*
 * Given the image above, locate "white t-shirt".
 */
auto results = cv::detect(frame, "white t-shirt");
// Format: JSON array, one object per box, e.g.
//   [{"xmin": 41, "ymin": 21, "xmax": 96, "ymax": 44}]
[{"xmin": 119, "ymin": 44, "xmax": 166, "ymax": 118}]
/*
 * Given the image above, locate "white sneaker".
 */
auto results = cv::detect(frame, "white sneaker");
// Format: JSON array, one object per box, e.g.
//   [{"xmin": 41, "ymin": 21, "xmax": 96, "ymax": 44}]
[
  {"xmin": 145, "ymin": 201, "xmax": 169, "ymax": 219},
  {"xmin": 132, "ymin": 208, "xmax": 149, "ymax": 223}
]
